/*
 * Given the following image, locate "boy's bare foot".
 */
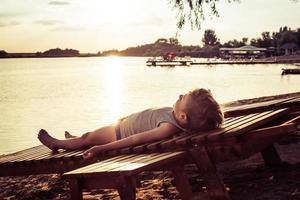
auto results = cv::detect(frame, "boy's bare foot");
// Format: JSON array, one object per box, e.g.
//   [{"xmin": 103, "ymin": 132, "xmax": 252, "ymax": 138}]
[
  {"xmin": 64, "ymin": 131, "xmax": 76, "ymax": 139},
  {"xmin": 38, "ymin": 129, "xmax": 59, "ymax": 152}
]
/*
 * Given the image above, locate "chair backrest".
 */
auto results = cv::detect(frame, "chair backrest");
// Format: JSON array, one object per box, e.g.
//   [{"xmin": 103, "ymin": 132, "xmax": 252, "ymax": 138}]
[{"xmin": 224, "ymin": 96, "xmax": 300, "ymax": 117}]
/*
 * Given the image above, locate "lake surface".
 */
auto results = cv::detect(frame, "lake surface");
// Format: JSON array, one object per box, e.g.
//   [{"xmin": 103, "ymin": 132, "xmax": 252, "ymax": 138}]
[{"xmin": 0, "ymin": 57, "xmax": 299, "ymax": 154}]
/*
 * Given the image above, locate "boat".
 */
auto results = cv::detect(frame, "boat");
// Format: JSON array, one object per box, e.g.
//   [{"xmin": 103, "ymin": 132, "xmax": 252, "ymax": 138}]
[{"xmin": 281, "ymin": 68, "xmax": 300, "ymax": 75}]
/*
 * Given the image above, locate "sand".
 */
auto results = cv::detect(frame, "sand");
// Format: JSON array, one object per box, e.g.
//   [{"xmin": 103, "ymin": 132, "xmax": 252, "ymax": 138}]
[{"xmin": 1, "ymin": 93, "xmax": 300, "ymax": 200}]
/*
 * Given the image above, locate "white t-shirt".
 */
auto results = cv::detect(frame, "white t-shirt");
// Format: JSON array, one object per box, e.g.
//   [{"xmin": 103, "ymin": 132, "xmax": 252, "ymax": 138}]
[{"xmin": 119, "ymin": 107, "xmax": 187, "ymax": 139}]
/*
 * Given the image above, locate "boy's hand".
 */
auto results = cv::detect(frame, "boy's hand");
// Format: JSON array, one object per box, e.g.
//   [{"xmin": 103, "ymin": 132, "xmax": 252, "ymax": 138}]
[{"xmin": 83, "ymin": 146, "xmax": 102, "ymax": 159}]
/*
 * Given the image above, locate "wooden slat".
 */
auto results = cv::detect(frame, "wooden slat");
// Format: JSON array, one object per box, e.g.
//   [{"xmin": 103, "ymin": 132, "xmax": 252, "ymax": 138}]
[
  {"xmin": 224, "ymin": 117, "xmax": 236, "ymax": 124},
  {"xmin": 131, "ymin": 143, "xmax": 150, "ymax": 153},
  {"xmin": 0, "ymin": 155, "xmax": 93, "ymax": 176},
  {"xmin": 102, "ymin": 152, "xmax": 185, "ymax": 176},
  {"xmin": 119, "ymin": 147, "xmax": 134, "ymax": 154},
  {"xmin": 50, "ymin": 150, "xmax": 81, "ymax": 158},
  {"xmin": 201, "ymin": 111, "xmax": 274, "ymax": 142},
  {"xmin": 0, "ymin": 145, "xmax": 46, "ymax": 163},
  {"xmin": 86, "ymin": 154, "xmax": 152, "ymax": 173},
  {"xmin": 224, "ymin": 96, "xmax": 300, "ymax": 117},
  {"xmin": 224, "ymin": 108, "xmax": 289, "ymax": 138},
  {"xmin": 34, "ymin": 151, "xmax": 71, "ymax": 161},
  {"xmin": 65, "ymin": 152, "xmax": 184, "ymax": 178},
  {"xmin": 224, "ymin": 113, "xmax": 258, "ymax": 127},
  {"xmin": 106, "ymin": 149, "xmax": 119, "ymax": 157},
  {"xmin": 282, "ymin": 115, "xmax": 300, "ymax": 125},
  {"xmin": 191, "ymin": 109, "xmax": 287, "ymax": 144},
  {"xmin": 224, "ymin": 98, "xmax": 285, "ymax": 113},
  {"xmin": 11, "ymin": 148, "xmax": 79, "ymax": 163},
  {"xmin": 176, "ymin": 112, "xmax": 267, "ymax": 146},
  {"xmin": 61, "ymin": 151, "xmax": 85, "ymax": 160},
  {"xmin": 6, "ymin": 147, "xmax": 53, "ymax": 163},
  {"xmin": 14, "ymin": 150, "xmax": 56, "ymax": 162},
  {"xmin": 109, "ymin": 152, "xmax": 184, "ymax": 175},
  {"xmin": 29, "ymin": 149, "xmax": 84, "ymax": 162},
  {"xmin": 65, "ymin": 154, "xmax": 139, "ymax": 176},
  {"xmin": 146, "ymin": 137, "xmax": 177, "ymax": 151},
  {"xmin": 281, "ymin": 96, "xmax": 300, "ymax": 105},
  {"xmin": 5, "ymin": 149, "xmax": 84, "ymax": 165},
  {"xmin": 159, "ymin": 116, "xmax": 245, "ymax": 149},
  {"xmin": 65, "ymin": 154, "xmax": 152, "ymax": 176},
  {"xmin": 91, "ymin": 154, "xmax": 161, "ymax": 173},
  {"xmin": 149, "ymin": 134, "xmax": 192, "ymax": 151},
  {"xmin": 145, "ymin": 115, "xmax": 243, "ymax": 151},
  {"xmin": 240, "ymin": 123, "xmax": 296, "ymax": 141}
]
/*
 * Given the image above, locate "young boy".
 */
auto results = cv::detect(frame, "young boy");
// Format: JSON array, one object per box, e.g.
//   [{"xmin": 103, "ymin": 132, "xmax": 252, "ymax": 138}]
[{"xmin": 38, "ymin": 88, "xmax": 223, "ymax": 159}]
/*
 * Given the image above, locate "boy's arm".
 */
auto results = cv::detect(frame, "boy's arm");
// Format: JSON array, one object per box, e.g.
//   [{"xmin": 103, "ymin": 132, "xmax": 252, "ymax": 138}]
[{"xmin": 83, "ymin": 123, "xmax": 181, "ymax": 158}]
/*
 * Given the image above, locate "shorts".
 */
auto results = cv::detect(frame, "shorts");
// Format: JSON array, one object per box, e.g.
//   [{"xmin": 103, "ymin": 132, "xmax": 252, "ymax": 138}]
[{"xmin": 115, "ymin": 118, "xmax": 125, "ymax": 140}]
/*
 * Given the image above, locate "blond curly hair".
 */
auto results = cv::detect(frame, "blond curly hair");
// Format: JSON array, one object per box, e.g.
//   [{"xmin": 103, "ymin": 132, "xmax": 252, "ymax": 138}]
[{"xmin": 184, "ymin": 88, "xmax": 223, "ymax": 132}]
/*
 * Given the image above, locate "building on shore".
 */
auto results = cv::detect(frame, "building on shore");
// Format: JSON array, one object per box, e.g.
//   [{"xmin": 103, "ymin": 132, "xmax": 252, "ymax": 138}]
[
  {"xmin": 220, "ymin": 45, "xmax": 267, "ymax": 59},
  {"xmin": 280, "ymin": 43, "xmax": 299, "ymax": 55}
]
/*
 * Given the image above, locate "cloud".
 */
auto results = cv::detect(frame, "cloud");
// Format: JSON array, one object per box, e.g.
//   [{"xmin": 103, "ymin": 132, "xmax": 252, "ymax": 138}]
[
  {"xmin": 48, "ymin": 1, "xmax": 70, "ymax": 5},
  {"xmin": 0, "ymin": 12, "xmax": 23, "ymax": 18},
  {"xmin": 9, "ymin": 21, "xmax": 20, "ymax": 26},
  {"xmin": 50, "ymin": 25, "xmax": 83, "ymax": 31},
  {"xmin": 0, "ymin": 20, "xmax": 21, "ymax": 27},
  {"xmin": 36, "ymin": 19, "xmax": 63, "ymax": 26}
]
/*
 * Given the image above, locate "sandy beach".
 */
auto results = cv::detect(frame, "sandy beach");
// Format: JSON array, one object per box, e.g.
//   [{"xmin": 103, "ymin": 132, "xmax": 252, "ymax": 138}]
[{"xmin": 1, "ymin": 92, "xmax": 300, "ymax": 200}]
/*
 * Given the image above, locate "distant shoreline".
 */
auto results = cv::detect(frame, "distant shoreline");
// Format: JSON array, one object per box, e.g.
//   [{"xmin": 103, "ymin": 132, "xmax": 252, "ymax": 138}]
[
  {"xmin": 0, "ymin": 53, "xmax": 100, "ymax": 59},
  {"xmin": 1, "ymin": 54, "xmax": 300, "ymax": 64}
]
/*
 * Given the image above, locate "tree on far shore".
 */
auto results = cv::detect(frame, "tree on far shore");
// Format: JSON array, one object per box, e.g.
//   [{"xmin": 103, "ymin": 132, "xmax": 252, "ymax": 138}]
[
  {"xmin": 0, "ymin": 50, "xmax": 8, "ymax": 58},
  {"xmin": 222, "ymin": 39, "xmax": 246, "ymax": 48},
  {"xmin": 202, "ymin": 29, "xmax": 220, "ymax": 47},
  {"xmin": 36, "ymin": 48, "xmax": 80, "ymax": 57}
]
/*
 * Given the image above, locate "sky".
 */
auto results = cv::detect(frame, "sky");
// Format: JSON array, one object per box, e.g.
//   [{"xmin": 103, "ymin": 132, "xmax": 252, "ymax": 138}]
[{"xmin": 0, "ymin": 0, "xmax": 299, "ymax": 53}]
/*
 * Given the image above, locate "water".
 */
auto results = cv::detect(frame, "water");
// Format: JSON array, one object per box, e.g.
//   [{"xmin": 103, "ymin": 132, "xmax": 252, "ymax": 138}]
[{"xmin": 0, "ymin": 57, "xmax": 299, "ymax": 154}]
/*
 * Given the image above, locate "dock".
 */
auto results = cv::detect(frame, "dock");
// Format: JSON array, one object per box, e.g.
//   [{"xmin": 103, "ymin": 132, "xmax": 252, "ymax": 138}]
[
  {"xmin": 146, "ymin": 59, "xmax": 277, "ymax": 66},
  {"xmin": 146, "ymin": 60, "xmax": 192, "ymax": 66},
  {"xmin": 281, "ymin": 68, "xmax": 300, "ymax": 75}
]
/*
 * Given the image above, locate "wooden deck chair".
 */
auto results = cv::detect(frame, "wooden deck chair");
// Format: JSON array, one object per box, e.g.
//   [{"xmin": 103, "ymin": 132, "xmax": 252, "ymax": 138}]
[
  {"xmin": 1, "ymin": 96, "xmax": 298, "ymax": 177},
  {"xmin": 62, "ymin": 107, "xmax": 300, "ymax": 200},
  {"xmin": 1, "ymin": 96, "xmax": 299, "ymax": 200}
]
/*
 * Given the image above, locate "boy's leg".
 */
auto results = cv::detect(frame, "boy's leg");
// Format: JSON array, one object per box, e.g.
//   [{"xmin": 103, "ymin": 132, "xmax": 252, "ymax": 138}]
[{"xmin": 38, "ymin": 126, "xmax": 117, "ymax": 151}]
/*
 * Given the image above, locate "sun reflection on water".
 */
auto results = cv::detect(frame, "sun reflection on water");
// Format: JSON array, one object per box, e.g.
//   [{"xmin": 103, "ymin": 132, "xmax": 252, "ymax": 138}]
[{"xmin": 103, "ymin": 56, "xmax": 124, "ymax": 122}]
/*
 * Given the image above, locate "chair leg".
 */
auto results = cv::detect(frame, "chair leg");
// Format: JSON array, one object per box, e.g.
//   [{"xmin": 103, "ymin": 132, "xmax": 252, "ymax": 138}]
[
  {"xmin": 68, "ymin": 179, "xmax": 83, "ymax": 200},
  {"xmin": 190, "ymin": 147, "xmax": 231, "ymax": 200},
  {"xmin": 171, "ymin": 163, "xmax": 193, "ymax": 200},
  {"xmin": 261, "ymin": 145, "xmax": 282, "ymax": 167},
  {"xmin": 117, "ymin": 176, "xmax": 136, "ymax": 200}
]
